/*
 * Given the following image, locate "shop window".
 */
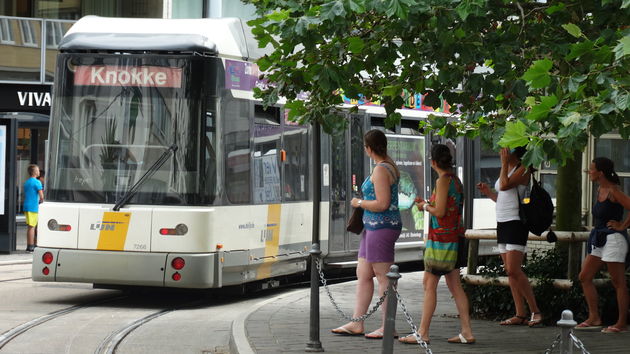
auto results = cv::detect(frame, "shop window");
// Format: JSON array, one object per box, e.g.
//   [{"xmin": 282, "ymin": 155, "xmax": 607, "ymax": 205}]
[
  {"xmin": 19, "ymin": 20, "xmax": 37, "ymax": 47},
  {"xmin": 0, "ymin": 18, "xmax": 15, "ymax": 44}
]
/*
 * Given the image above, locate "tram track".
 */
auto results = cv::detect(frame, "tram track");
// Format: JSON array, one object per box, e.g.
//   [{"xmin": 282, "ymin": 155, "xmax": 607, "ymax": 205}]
[
  {"xmin": 94, "ymin": 298, "xmax": 208, "ymax": 354},
  {"xmin": 0, "ymin": 276, "xmax": 32, "ymax": 283},
  {"xmin": 0, "ymin": 294, "xmax": 128, "ymax": 350}
]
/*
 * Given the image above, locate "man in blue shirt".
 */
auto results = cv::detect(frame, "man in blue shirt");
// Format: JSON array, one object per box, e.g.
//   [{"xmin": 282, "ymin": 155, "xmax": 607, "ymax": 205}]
[{"xmin": 23, "ymin": 164, "xmax": 43, "ymax": 252}]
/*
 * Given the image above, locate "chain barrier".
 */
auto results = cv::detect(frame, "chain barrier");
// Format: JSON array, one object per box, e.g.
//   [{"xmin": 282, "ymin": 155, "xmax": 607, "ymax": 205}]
[
  {"xmin": 394, "ymin": 289, "xmax": 433, "ymax": 354},
  {"xmin": 543, "ymin": 334, "xmax": 561, "ymax": 354},
  {"xmin": 316, "ymin": 258, "xmax": 433, "ymax": 353},
  {"xmin": 315, "ymin": 257, "xmax": 386, "ymax": 322},
  {"xmin": 569, "ymin": 333, "xmax": 591, "ymax": 354}
]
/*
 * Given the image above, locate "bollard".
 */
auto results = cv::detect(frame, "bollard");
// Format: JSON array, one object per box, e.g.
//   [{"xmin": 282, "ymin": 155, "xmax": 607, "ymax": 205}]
[
  {"xmin": 382, "ymin": 265, "xmax": 401, "ymax": 354},
  {"xmin": 557, "ymin": 309, "xmax": 577, "ymax": 354},
  {"xmin": 305, "ymin": 243, "xmax": 324, "ymax": 352}
]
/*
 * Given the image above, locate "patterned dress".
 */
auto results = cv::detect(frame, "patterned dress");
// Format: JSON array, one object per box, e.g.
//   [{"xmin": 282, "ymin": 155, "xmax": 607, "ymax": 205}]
[{"xmin": 424, "ymin": 173, "xmax": 464, "ymax": 275}]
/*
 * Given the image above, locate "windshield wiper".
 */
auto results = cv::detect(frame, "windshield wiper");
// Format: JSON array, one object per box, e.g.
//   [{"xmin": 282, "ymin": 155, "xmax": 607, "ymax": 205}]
[{"xmin": 113, "ymin": 144, "xmax": 178, "ymax": 211}]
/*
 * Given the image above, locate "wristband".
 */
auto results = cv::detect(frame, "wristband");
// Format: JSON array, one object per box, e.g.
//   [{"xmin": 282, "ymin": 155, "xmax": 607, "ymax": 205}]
[
  {"xmin": 423, "ymin": 203, "xmax": 429, "ymax": 212},
  {"xmin": 358, "ymin": 199, "xmax": 362, "ymax": 207}
]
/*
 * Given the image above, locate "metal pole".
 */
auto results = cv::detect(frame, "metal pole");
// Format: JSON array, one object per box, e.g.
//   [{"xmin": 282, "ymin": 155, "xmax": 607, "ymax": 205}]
[
  {"xmin": 557, "ymin": 309, "xmax": 577, "ymax": 354},
  {"xmin": 382, "ymin": 265, "xmax": 401, "ymax": 354},
  {"xmin": 306, "ymin": 244, "xmax": 324, "ymax": 352},
  {"xmin": 306, "ymin": 122, "xmax": 323, "ymax": 352}
]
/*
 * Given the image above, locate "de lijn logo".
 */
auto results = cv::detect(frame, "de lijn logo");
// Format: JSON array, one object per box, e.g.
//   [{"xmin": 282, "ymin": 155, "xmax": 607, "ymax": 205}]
[{"xmin": 90, "ymin": 221, "xmax": 124, "ymax": 231}]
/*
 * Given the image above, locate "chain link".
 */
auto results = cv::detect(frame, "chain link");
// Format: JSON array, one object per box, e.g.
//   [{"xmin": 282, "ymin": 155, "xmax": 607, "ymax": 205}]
[
  {"xmin": 569, "ymin": 333, "xmax": 591, "ymax": 354},
  {"xmin": 315, "ymin": 257, "xmax": 386, "ymax": 322},
  {"xmin": 543, "ymin": 334, "xmax": 561, "ymax": 354},
  {"xmin": 395, "ymin": 289, "xmax": 433, "ymax": 354}
]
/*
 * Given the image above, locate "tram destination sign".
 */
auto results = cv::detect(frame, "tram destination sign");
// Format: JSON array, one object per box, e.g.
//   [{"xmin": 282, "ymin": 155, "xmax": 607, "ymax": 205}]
[{"xmin": 74, "ymin": 65, "xmax": 182, "ymax": 88}]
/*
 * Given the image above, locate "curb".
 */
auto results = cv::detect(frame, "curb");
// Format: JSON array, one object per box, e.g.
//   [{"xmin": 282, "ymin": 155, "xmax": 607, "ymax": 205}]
[
  {"xmin": 0, "ymin": 260, "xmax": 32, "ymax": 266},
  {"xmin": 230, "ymin": 287, "xmax": 309, "ymax": 354}
]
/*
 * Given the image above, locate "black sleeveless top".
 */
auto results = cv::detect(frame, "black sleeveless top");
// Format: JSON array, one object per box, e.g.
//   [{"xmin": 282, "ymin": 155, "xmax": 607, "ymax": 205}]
[{"xmin": 588, "ymin": 198, "xmax": 628, "ymax": 253}]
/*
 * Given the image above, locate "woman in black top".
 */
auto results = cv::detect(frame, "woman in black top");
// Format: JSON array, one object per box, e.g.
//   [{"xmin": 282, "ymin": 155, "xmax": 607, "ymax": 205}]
[{"xmin": 577, "ymin": 157, "xmax": 629, "ymax": 333}]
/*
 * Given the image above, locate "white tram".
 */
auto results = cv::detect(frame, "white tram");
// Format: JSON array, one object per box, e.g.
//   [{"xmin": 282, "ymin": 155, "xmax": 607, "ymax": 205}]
[{"xmin": 32, "ymin": 16, "xmax": 489, "ymax": 289}]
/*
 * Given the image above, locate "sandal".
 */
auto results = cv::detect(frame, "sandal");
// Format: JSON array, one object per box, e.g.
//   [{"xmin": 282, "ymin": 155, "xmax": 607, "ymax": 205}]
[
  {"xmin": 447, "ymin": 333, "xmax": 476, "ymax": 344},
  {"xmin": 399, "ymin": 333, "xmax": 430, "ymax": 344},
  {"xmin": 500, "ymin": 315, "xmax": 528, "ymax": 325},
  {"xmin": 575, "ymin": 321, "xmax": 602, "ymax": 330},
  {"xmin": 528, "ymin": 312, "xmax": 543, "ymax": 327},
  {"xmin": 601, "ymin": 326, "xmax": 628, "ymax": 333}
]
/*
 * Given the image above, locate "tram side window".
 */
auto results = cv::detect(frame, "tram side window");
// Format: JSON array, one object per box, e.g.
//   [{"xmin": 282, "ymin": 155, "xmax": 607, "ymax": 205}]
[
  {"xmin": 224, "ymin": 98, "xmax": 251, "ymax": 204},
  {"xmin": 474, "ymin": 145, "xmax": 500, "ymax": 198},
  {"xmin": 400, "ymin": 119, "xmax": 422, "ymax": 136},
  {"xmin": 283, "ymin": 116, "xmax": 309, "ymax": 201},
  {"xmin": 253, "ymin": 105, "xmax": 282, "ymax": 203}
]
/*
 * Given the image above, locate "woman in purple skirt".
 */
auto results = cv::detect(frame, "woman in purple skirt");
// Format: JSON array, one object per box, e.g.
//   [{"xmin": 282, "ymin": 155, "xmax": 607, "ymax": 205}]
[{"xmin": 332, "ymin": 129, "xmax": 402, "ymax": 339}]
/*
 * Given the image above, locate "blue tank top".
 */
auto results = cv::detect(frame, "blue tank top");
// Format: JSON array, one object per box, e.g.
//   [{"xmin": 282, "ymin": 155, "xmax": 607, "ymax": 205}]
[
  {"xmin": 588, "ymin": 197, "xmax": 629, "ymax": 253},
  {"xmin": 362, "ymin": 163, "xmax": 402, "ymax": 230}
]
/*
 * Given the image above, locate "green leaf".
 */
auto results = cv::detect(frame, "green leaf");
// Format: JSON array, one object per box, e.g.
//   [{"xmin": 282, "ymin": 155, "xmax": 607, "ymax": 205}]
[
  {"xmin": 346, "ymin": 0, "xmax": 366, "ymax": 13},
  {"xmin": 562, "ymin": 23, "xmax": 582, "ymax": 38},
  {"xmin": 525, "ymin": 96, "xmax": 537, "ymax": 106},
  {"xmin": 267, "ymin": 10, "xmax": 289, "ymax": 22},
  {"xmin": 382, "ymin": 85, "xmax": 401, "ymax": 98},
  {"xmin": 347, "ymin": 36, "xmax": 365, "ymax": 53},
  {"xmin": 430, "ymin": 115, "xmax": 447, "ymax": 129},
  {"xmin": 385, "ymin": 0, "xmax": 409, "ymax": 19},
  {"xmin": 615, "ymin": 93, "xmax": 629, "ymax": 110},
  {"xmin": 321, "ymin": 1, "xmax": 346, "ymax": 21},
  {"xmin": 454, "ymin": 28, "xmax": 466, "ymax": 39},
  {"xmin": 522, "ymin": 59, "xmax": 553, "ymax": 89},
  {"xmin": 622, "ymin": 0, "xmax": 630, "ymax": 8},
  {"xmin": 565, "ymin": 41, "xmax": 594, "ymax": 61},
  {"xmin": 546, "ymin": 3, "xmax": 566, "ymax": 14},
  {"xmin": 499, "ymin": 120, "xmax": 529, "ymax": 148},
  {"xmin": 613, "ymin": 35, "xmax": 630, "ymax": 60},
  {"xmin": 568, "ymin": 75, "xmax": 586, "ymax": 93},
  {"xmin": 526, "ymin": 95, "xmax": 558, "ymax": 121},
  {"xmin": 598, "ymin": 103, "xmax": 616, "ymax": 114},
  {"xmin": 521, "ymin": 144, "xmax": 545, "ymax": 168}
]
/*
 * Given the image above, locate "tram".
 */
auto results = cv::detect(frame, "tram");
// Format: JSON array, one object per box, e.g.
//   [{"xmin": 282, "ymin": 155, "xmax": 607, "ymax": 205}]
[{"xmin": 32, "ymin": 16, "xmax": 489, "ymax": 289}]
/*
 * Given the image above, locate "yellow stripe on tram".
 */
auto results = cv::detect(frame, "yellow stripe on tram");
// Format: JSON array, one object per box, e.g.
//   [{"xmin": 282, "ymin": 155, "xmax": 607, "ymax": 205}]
[
  {"xmin": 96, "ymin": 212, "xmax": 131, "ymax": 251},
  {"xmin": 257, "ymin": 204, "xmax": 281, "ymax": 279}
]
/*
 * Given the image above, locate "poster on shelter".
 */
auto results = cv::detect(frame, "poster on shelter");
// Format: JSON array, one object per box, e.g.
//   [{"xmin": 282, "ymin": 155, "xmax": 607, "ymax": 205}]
[
  {"xmin": 386, "ymin": 135, "xmax": 425, "ymax": 240},
  {"xmin": 0, "ymin": 126, "xmax": 5, "ymax": 215}
]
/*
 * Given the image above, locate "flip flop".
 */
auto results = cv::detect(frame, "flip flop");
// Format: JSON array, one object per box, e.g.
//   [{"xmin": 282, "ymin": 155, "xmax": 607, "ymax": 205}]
[
  {"xmin": 528, "ymin": 312, "xmax": 543, "ymax": 327},
  {"xmin": 500, "ymin": 315, "xmax": 528, "ymax": 325},
  {"xmin": 575, "ymin": 321, "xmax": 602, "ymax": 330},
  {"xmin": 331, "ymin": 326, "xmax": 363, "ymax": 336},
  {"xmin": 399, "ymin": 333, "xmax": 430, "ymax": 344},
  {"xmin": 364, "ymin": 330, "xmax": 398, "ymax": 339},
  {"xmin": 601, "ymin": 326, "xmax": 628, "ymax": 333},
  {"xmin": 447, "ymin": 333, "xmax": 476, "ymax": 344}
]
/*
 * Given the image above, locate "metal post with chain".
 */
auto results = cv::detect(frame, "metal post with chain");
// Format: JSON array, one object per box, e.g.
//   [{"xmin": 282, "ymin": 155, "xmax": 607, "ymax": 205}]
[
  {"xmin": 544, "ymin": 334, "xmax": 561, "ymax": 354},
  {"xmin": 315, "ymin": 257, "xmax": 387, "ymax": 322},
  {"xmin": 395, "ymin": 288, "xmax": 433, "ymax": 354},
  {"xmin": 557, "ymin": 309, "xmax": 577, "ymax": 354},
  {"xmin": 381, "ymin": 265, "xmax": 400, "ymax": 354},
  {"xmin": 568, "ymin": 333, "xmax": 591, "ymax": 354},
  {"xmin": 306, "ymin": 243, "xmax": 324, "ymax": 352}
]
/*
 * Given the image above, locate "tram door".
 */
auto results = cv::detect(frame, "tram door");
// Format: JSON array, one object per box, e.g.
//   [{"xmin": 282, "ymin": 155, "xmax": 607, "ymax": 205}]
[{"xmin": 327, "ymin": 114, "xmax": 365, "ymax": 257}]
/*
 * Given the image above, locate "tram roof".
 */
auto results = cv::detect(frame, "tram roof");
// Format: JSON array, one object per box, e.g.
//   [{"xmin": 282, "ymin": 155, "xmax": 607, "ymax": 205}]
[{"xmin": 60, "ymin": 16, "xmax": 269, "ymax": 60}]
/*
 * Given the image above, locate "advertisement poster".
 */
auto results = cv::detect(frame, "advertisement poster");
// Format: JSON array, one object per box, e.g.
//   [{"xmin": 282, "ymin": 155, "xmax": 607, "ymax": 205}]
[
  {"xmin": 0, "ymin": 126, "xmax": 5, "ymax": 215},
  {"xmin": 387, "ymin": 135, "xmax": 425, "ymax": 240}
]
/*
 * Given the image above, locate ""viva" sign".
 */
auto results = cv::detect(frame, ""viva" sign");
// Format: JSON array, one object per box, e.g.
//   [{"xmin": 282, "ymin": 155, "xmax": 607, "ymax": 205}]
[{"xmin": 17, "ymin": 91, "xmax": 51, "ymax": 107}]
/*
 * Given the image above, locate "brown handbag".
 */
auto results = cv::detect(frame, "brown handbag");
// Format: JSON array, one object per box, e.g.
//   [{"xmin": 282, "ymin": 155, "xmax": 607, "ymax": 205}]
[{"xmin": 346, "ymin": 207, "xmax": 364, "ymax": 234}]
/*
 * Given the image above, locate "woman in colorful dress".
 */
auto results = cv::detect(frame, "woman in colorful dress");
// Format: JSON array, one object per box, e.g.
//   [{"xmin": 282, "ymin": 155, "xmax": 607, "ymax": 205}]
[
  {"xmin": 577, "ymin": 157, "xmax": 629, "ymax": 333},
  {"xmin": 400, "ymin": 144, "xmax": 475, "ymax": 345},
  {"xmin": 331, "ymin": 129, "xmax": 402, "ymax": 339}
]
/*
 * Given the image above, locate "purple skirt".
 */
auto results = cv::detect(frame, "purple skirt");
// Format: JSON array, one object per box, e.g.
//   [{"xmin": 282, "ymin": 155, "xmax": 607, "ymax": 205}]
[{"xmin": 358, "ymin": 228, "xmax": 401, "ymax": 263}]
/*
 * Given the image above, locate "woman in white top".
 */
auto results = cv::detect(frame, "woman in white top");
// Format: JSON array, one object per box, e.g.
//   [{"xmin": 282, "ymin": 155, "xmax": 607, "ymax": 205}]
[{"xmin": 476, "ymin": 147, "xmax": 542, "ymax": 327}]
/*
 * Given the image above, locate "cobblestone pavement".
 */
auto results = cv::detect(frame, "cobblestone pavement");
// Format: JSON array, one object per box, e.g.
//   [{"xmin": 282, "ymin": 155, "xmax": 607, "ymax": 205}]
[{"xmin": 244, "ymin": 271, "xmax": 630, "ymax": 354}]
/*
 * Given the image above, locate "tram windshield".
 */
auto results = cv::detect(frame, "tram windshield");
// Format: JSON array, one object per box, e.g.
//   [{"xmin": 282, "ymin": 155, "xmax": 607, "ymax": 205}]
[{"xmin": 47, "ymin": 54, "xmax": 213, "ymax": 205}]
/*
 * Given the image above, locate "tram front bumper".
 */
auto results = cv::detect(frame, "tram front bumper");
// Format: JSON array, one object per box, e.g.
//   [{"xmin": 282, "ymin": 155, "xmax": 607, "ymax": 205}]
[{"xmin": 32, "ymin": 248, "xmax": 220, "ymax": 288}]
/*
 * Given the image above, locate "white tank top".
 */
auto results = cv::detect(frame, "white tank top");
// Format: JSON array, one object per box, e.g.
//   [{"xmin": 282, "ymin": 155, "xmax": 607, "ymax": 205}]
[{"xmin": 494, "ymin": 166, "xmax": 527, "ymax": 222}]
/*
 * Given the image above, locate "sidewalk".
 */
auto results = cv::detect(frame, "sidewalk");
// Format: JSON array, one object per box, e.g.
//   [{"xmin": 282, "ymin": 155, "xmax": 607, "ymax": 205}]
[
  {"xmin": 0, "ymin": 223, "xmax": 33, "ymax": 264},
  {"xmin": 236, "ymin": 271, "xmax": 630, "ymax": 353}
]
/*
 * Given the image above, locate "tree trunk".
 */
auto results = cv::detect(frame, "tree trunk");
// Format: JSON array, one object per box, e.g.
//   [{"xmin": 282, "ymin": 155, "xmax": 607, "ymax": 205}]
[{"xmin": 554, "ymin": 150, "xmax": 583, "ymax": 279}]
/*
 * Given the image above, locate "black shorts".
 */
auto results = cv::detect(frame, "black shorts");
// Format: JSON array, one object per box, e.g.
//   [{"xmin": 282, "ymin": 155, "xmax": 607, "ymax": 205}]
[{"xmin": 497, "ymin": 220, "xmax": 528, "ymax": 246}]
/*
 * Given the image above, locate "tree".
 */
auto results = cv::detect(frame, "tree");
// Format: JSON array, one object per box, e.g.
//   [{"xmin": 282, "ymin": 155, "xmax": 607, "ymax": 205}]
[{"xmin": 245, "ymin": 0, "xmax": 630, "ymax": 231}]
